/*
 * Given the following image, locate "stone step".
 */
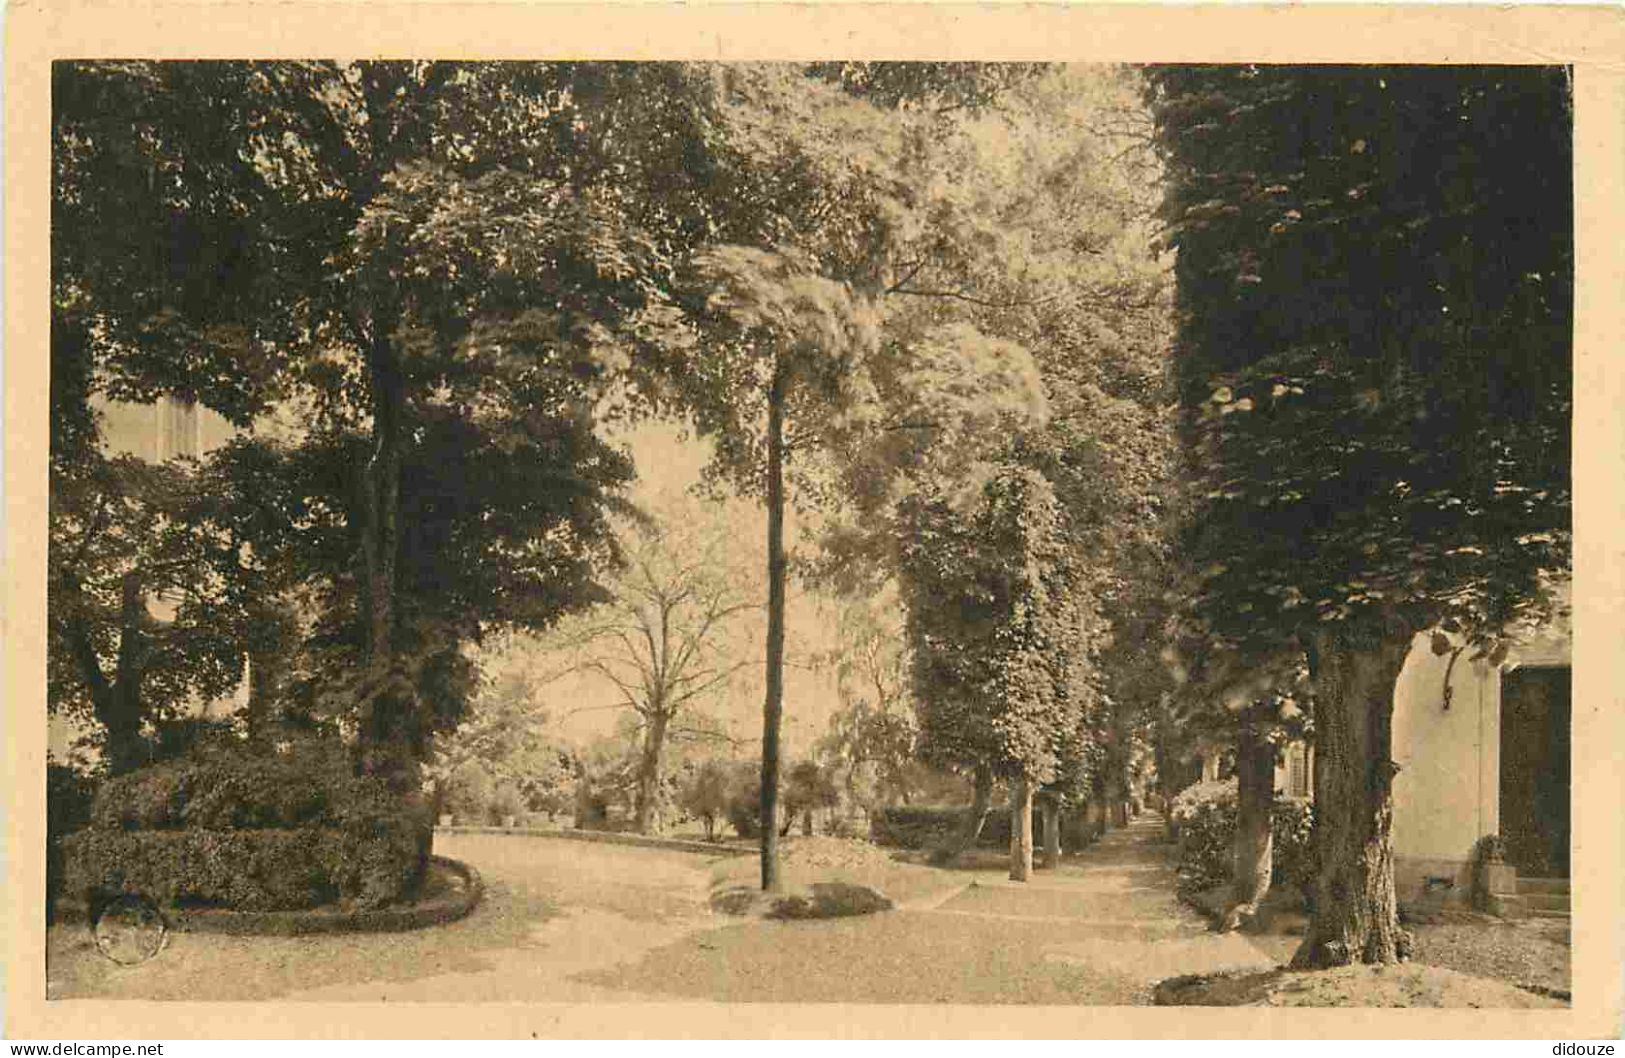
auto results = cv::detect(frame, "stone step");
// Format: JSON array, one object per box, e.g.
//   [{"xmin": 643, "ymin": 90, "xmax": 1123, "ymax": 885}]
[
  {"xmin": 1527, "ymin": 907, "xmax": 1572, "ymax": 920},
  {"xmin": 1520, "ymin": 891, "xmax": 1572, "ymax": 913},
  {"xmin": 1516, "ymin": 876, "xmax": 1570, "ymax": 896}
]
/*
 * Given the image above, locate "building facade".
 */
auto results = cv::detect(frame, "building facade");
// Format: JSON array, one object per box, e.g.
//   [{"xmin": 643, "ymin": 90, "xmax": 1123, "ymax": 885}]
[{"xmin": 1391, "ymin": 604, "xmax": 1572, "ymax": 906}]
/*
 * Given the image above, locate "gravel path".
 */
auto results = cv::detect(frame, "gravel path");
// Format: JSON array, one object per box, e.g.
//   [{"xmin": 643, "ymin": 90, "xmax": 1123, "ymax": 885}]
[
  {"xmin": 584, "ymin": 814, "xmax": 1276, "ymax": 1004},
  {"xmin": 47, "ymin": 816, "xmax": 1277, "ymax": 1004}
]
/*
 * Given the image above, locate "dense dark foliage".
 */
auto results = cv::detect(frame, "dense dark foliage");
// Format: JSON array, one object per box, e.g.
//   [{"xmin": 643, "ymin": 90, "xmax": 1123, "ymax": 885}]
[
  {"xmin": 1146, "ymin": 64, "xmax": 1572, "ymax": 967},
  {"xmin": 63, "ymin": 739, "xmax": 420, "ymax": 911}
]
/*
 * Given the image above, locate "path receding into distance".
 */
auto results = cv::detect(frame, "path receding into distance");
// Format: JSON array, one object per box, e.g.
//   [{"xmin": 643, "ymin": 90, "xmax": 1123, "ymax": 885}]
[{"xmin": 49, "ymin": 815, "xmax": 1277, "ymax": 1005}]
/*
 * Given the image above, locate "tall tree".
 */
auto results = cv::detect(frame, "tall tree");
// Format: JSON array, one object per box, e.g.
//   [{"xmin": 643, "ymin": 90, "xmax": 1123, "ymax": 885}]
[
  {"xmin": 1146, "ymin": 65, "xmax": 1572, "ymax": 966},
  {"xmin": 816, "ymin": 65, "xmax": 1176, "ymax": 873},
  {"xmin": 52, "ymin": 62, "xmax": 711, "ymax": 796},
  {"xmin": 662, "ymin": 64, "xmax": 1053, "ymax": 889}
]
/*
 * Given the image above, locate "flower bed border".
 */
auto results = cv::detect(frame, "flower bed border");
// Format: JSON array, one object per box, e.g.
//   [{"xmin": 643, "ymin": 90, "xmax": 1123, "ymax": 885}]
[{"xmin": 55, "ymin": 855, "xmax": 482, "ymax": 937}]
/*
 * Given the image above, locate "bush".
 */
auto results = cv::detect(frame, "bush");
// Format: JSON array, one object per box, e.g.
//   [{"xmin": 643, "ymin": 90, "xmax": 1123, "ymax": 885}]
[
  {"xmin": 486, "ymin": 784, "xmax": 524, "ymax": 825},
  {"xmin": 1170, "ymin": 780, "xmax": 1238, "ymax": 892},
  {"xmin": 47, "ymin": 763, "xmax": 99, "ymax": 923},
  {"xmin": 680, "ymin": 760, "xmax": 732, "ymax": 841},
  {"xmin": 724, "ymin": 766, "xmax": 762, "ymax": 839},
  {"xmin": 64, "ymin": 738, "xmax": 422, "ymax": 912},
  {"xmin": 1169, "ymin": 779, "xmax": 1315, "ymax": 897},
  {"xmin": 1271, "ymin": 796, "xmax": 1315, "ymax": 898},
  {"xmin": 869, "ymin": 801, "xmax": 1083, "ymax": 851},
  {"xmin": 869, "ymin": 806, "xmax": 961, "ymax": 850},
  {"xmin": 89, "ymin": 739, "xmax": 355, "ymax": 831}
]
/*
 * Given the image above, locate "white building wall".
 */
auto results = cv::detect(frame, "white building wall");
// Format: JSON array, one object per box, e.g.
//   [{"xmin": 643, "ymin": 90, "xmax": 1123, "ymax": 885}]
[
  {"xmin": 1392, "ymin": 636, "xmax": 1499, "ymax": 870},
  {"xmin": 1391, "ymin": 597, "xmax": 1571, "ymax": 902}
]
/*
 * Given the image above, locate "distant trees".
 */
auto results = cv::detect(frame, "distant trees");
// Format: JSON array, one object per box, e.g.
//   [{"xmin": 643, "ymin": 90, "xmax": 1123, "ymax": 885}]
[
  {"xmin": 424, "ymin": 652, "xmax": 572, "ymax": 823},
  {"xmin": 1147, "ymin": 65, "xmax": 1572, "ymax": 966},
  {"xmin": 679, "ymin": 759, "xmax": 733, "ymax": 842},
  {"xmin": 557, "ymin": 509, "xmax": 757, "ymax": 834}
]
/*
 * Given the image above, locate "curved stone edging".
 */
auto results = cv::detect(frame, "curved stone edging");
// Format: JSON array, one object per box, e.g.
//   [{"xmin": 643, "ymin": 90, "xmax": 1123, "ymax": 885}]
[
  {"xmin": 436, "ymin": 824, "xmax": 753, "ymax": 857},
  {"xmin": 56, "ymin": 856, "xmax": 483, "ymax": 937}
]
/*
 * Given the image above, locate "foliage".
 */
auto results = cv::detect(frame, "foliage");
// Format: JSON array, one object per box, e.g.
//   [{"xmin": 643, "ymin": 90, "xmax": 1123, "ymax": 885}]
[
  {"xmin": 868, "ymin": 806, "xmax": 966, "ymax": 851},
  {"xmin": 1169, "ymin": 778, "xmax": 1315, "ymax": 897},
  {"xmin": 782, "ymin": 760, "xmax": 841, "ymax": 825},
  {"xmin": 1145, "ymin": 64, "xmax": 1572, "ymax": 658},
  {"xmin": 46, "ymin": 763, "xmax": 101, "ymax": 922},
  {"xmin": 723, "ymin": 763, "xmax": 765, "ymax": 840},
  {"xmin": 52, "ymin": 61, "xmax": 727, "ymax": 778},
  {"xmin": 65, "ymin": 737, "xmax": 419, "ymax": 910},
  {"xmin": 679, "ymin": 758, "xmax": 733, "ymax": 841},
  {"xmin": 902, "ymin": 465, "xmax": 1096, "ymax": 786},
  {"xmin": 425, "ymin": 651, "xmax": 569, "ymax": 816}
]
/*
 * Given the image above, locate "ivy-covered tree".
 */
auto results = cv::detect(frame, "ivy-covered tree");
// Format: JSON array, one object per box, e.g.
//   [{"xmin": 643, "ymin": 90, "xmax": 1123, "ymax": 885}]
[{"xmin": 1146, "ymin": 65, "xmax": 1572, "ymax": 967}]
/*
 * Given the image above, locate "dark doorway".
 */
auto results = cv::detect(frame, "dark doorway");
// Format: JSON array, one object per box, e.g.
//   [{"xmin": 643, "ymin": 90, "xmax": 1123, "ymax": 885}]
[{"xmin": 1499, "ymin": 666, "xmax": 1571, "ymax": 878}]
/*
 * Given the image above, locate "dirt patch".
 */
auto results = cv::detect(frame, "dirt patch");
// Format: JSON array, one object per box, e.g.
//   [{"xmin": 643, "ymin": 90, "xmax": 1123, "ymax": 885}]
[
  {"xmin": 1154, "ymin": 963, "xmax": 1568, "ymax": 1008},
  {"xmin": 1180, "ymin": 882, "xmax": 1570, "ymax": 996}
]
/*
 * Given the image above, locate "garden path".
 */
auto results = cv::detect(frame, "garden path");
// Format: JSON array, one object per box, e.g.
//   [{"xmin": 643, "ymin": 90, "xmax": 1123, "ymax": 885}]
[{"xmin": 47, "ymin": 815, "xmax": 1278, "ymax": 1005}]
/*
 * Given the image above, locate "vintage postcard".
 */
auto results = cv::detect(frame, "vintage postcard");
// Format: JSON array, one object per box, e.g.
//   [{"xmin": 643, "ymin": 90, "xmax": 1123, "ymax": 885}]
[{"xmin": 6, "ymin": 1, "xmax": 1623, "ymax": 1042}]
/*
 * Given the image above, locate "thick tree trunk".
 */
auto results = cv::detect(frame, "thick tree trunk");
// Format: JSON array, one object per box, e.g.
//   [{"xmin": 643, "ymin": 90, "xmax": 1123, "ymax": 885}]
[
  {"xmin": 1291, "ymin": 630, "xmax": 1413, "ymax": 968},
  {"xmin": 1221, "ymin": 708, "xmax": 1276, "ymax": 932},
  {"xmin": 634, "ymin": 710, "xmax": 669, "ymax": 834},
  {"xmin": 1009, "ymin": 776, "xmax": 1035, "ymax": 882},
  {"xmin": 1041, "ymin": 796, "xmax": 1062, "ymax": 869},
  {"xmin": 760, "ymin": 366, "xmax": 788, "ymax": 892}
]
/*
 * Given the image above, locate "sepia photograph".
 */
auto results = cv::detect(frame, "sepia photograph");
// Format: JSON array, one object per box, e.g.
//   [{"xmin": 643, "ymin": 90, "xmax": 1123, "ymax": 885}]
[{"xmin": 7, "ymin": 3, "xmax": 1623, "ymax": 1043}]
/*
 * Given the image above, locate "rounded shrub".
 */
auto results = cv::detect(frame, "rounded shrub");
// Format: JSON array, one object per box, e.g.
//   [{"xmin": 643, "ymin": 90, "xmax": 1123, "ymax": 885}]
[
  {"xmin": 1170, "ymin": 779, "xmax": 1239, "ymax": 892},
  {"xmin": 63, "ymin": 738, "xmax": 422, "ymax": 913}
]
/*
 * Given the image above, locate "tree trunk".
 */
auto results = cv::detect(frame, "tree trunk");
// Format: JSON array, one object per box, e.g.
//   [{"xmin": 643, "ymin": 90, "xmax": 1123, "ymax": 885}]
[
  {"xmin": 357, "ymin": 325, "xmax": 410, "ymax": 787},
  {"xmin": 1041, "ymin": 796, "xmax": 1061, "ymax": 869},
  {"xmin": 96, "ymin": 573, "xmax": 149, "ymax": 774},
  {"xmin": 936, "ymin": 761, "xmax": 993, "ymax": 864},
  {"xmin": 759, "ymin": 365, "xmax": 788, "ymax": 892},
  {"xmin": 1222, "ymin": 707, "xmax": 1277, "ymax": 932},
  {"xmin": 1291, "ymin": 630, "xmax": 1413, "ymax": 968},
  {"xmin": 1009, "ymin": 776, "xmax": 1034, "ymax": 882},
  {"xmin": 634, "ymin": 711, "xmax": 670, "ymax": 835}
]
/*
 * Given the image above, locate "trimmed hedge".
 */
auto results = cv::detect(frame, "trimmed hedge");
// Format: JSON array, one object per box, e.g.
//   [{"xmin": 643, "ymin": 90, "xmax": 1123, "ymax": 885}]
[
  {"xmin": 869, "ymin": 803, "xmax": 1093, "ymax": 851},
  {"xmin": 870, "ymin": 806, "xmax": 962, "ymax": 850},
  {"xmin": 47, "ymin": 764, "xmax": 99, "ymax": 923},
  {"xmin": 63, "ymin": 739, "xmax": 423, "ymax": 913}
]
